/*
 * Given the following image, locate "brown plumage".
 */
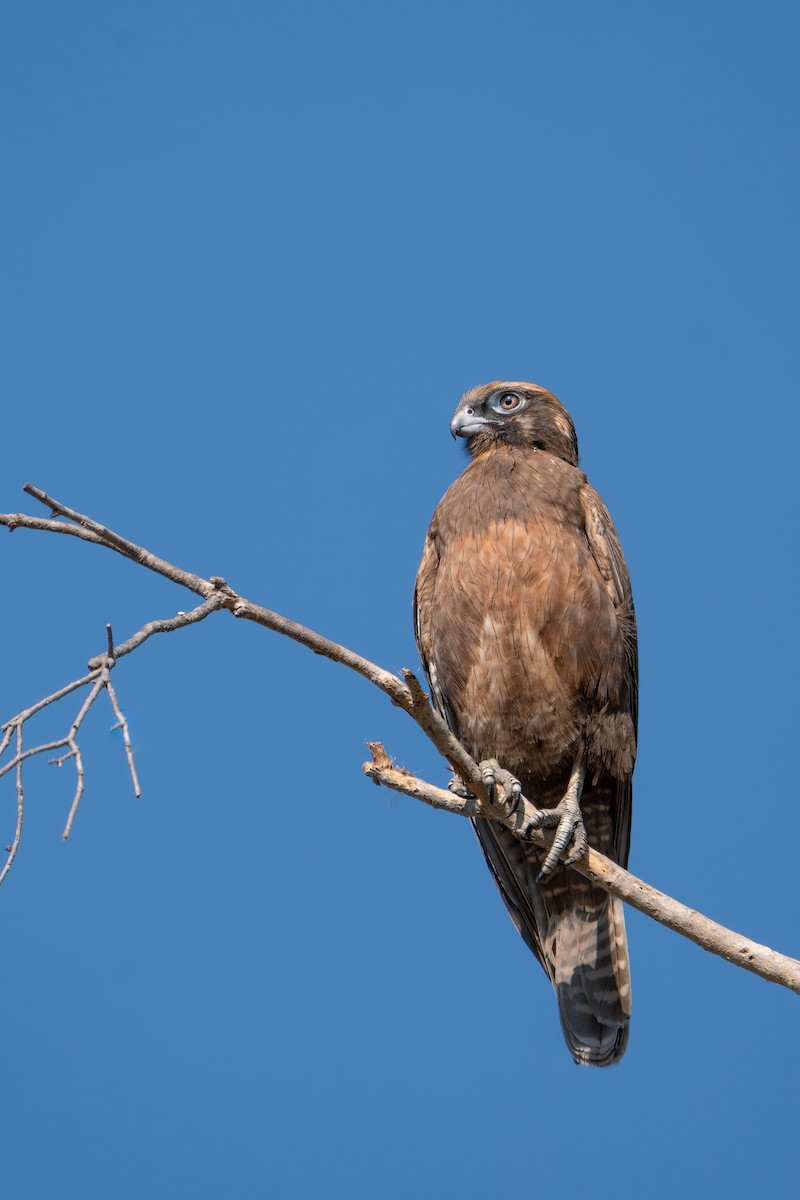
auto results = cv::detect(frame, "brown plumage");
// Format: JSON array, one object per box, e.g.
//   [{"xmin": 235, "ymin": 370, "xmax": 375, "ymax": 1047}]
[{"xmin": 414, "ymin": 382, "xmax": 637, "ymax": 1066}]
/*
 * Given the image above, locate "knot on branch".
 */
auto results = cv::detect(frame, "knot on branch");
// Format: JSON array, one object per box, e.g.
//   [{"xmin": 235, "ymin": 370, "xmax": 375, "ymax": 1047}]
[
  {"xmin": 210, "ymin": 577, "xmax": 242, "ymax": 613},
  {"xmin": 210, "ymin": 576, "xmax": 237, "ymax": 597}
]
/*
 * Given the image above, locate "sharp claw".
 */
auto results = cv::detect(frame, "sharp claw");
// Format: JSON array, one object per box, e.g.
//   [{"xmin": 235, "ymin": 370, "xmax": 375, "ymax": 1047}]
[
  {"xmin": 538, "ymin": 824, "xmax": 574, "ymax": 877},
  {"xmin": 478, "ymin": 759, "xmax": 524, "ymax": 815},
  {"xmin": 448, "ymin": 774, "xmax": 473, "ymax": 799},
  {"xmin": 562, "ymin": 823, "xmax": 588, "ymax": 868},
  {"xmin": 534, "ymin": 762, "xmax": 587, "ymax": 880},
  {"xmin": 537, "ymin": 808, "xmax": 581, "ymax": 878}
]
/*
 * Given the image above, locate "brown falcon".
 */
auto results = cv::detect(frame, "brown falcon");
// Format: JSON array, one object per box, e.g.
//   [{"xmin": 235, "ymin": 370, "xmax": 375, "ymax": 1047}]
[{"xmin": 414, "ymin": 382, "xmax": 637, "ymax": 1066}]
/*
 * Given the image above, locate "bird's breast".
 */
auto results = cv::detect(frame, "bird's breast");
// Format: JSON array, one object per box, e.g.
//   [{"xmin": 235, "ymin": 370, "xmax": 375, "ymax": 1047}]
[{"xmin": 427, "ymin": 457, "xmax": 618, "ymax": 781}]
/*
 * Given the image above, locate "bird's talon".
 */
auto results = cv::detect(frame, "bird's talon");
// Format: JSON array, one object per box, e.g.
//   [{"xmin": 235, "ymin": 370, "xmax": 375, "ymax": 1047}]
[
  {"xmin": 534, "ymin": 772, "xmax": 586, "ymax": 878},
  {"xmin": 562, "ymin": 837, "xmax": 588, "ymax": 869},
  {"xmin": 480, "ymin": 761, "xmax": 497, "ymax": 805},
  {"xmin": 479, "ymin": 759, "xmax": 523, "ymax": 816}
]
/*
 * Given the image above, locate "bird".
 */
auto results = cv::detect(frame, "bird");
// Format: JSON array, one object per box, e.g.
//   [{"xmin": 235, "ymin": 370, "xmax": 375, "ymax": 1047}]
[{"xmin": 414, "ymin": 381, "xmax": 637, "ymax": 1066}]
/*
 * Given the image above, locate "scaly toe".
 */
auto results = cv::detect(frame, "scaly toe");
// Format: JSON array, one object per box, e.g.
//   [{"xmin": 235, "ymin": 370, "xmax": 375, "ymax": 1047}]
[
  {"xmin": 562, "ymin": 822, "xmax": 588, "ymax": 868},
  {"xmin": 478, "ymin": 759, "xmax": 523, "ymax": 817},
  {"xmin": 480, "ymin": 759, "xmax": 498, "ymax": 805},
  {"xmin": 536, "ymin": 796, "xmax": 586, "ymax": 881}
]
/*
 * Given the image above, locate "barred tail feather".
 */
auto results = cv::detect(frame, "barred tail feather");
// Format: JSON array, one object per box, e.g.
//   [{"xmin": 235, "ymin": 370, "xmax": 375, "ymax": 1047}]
[
  {"xmin": 472, "ymin": 812, "xmax": 631, "ymax": 1067},
  {"xmin": 551, "ymin": 893, "xmax": 631, "ymax": 1066}
]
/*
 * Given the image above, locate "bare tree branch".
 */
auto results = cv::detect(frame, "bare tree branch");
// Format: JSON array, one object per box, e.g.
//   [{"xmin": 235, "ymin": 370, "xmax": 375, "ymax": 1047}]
[
  {"xmin": 55, "ymin": 670, "xmax": 106, "ymax": 838},
  {"xmin": 364, "ymin": 745, "xmax": 800, "ymax": 996},
  {"xmin": 87, "ymin": 598, "xmax": 225, "ymax": 670},
  {"xmin": 21, "ymin": 484, "xmax": 214, "ymax": 596},
  {"xmin": 2, "ymin": 484, "xmax": 799, "ymax": 1000}
]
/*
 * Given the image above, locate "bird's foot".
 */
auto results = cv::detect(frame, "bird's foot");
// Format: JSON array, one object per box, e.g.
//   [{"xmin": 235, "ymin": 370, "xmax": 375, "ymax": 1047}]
[
  {"xmin": 478, "ymin": 759, "xmax": 523, "ymax": 817},
  {"xmin": 528, "ymin": 761, "xmax": 588, "ymax": 880},
  {"xmin": 448, "ymin": 774, "xmax": 473, "ymax": 799}
]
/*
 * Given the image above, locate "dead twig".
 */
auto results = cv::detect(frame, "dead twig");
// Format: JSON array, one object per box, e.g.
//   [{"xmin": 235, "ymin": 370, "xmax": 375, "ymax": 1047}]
[
  {"xmin": 106, "ymin": 679, "xmax": 141, "ymax": 800},
  {"xmin": 0, "ymin": 728, "xmax": 26, "ymax": 888},
  {"xmin": 0, "ymin": 594, "xmax": 222, "ymax": 849}
]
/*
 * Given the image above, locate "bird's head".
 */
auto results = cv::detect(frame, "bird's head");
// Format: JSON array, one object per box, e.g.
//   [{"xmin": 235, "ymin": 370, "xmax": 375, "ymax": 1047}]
[{"xmin": 451, "ymin": 381, "xmax": 579, "ymax": 467}]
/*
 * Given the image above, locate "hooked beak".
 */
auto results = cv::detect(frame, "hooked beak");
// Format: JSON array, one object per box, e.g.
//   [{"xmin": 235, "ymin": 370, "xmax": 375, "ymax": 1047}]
[{"xmin": 450, "ymin": 406, "xmax": 489, "ymax": 439}]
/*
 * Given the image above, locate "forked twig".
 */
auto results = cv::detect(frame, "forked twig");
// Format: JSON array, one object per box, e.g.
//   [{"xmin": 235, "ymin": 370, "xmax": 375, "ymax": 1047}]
[
  {"xmin": 106, "ymin": 679, "xmax": 141, "ymax": 799},
  {"xmin": 0, "ymin": 728, "xmax": 26, "ymax": 888},
  {"xmin": 0, "ymin": 596, "xmax": 221, "ymax": 851}
]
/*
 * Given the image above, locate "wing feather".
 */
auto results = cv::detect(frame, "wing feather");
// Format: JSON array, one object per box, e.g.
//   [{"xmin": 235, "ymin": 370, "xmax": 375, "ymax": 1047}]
[{"xmin": 580, "ymin": 482, "xmax": 638, "ymax": 867}]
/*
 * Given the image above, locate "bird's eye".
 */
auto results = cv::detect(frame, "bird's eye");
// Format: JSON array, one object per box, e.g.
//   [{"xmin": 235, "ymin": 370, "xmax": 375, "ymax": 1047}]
[{"xmin": 498, "ymin": 392, "xmax": 521, "ymax": 411}]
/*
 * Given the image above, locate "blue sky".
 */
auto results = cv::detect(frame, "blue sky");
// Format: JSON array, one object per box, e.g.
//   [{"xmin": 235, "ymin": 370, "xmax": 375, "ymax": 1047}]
[{"xmin": 2, "ymin": 2, "xmax": 798, "ymax": 1196}]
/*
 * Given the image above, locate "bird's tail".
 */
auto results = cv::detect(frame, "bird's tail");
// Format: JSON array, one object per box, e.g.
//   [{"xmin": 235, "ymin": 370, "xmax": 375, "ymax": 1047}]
[
  {"xmin": 546, "ymin": 882, "xmax": 631, "ymax": 1066},
  {"xmin": 472, "ymin": 792, "xmax": 631, "ymax": 1066}
]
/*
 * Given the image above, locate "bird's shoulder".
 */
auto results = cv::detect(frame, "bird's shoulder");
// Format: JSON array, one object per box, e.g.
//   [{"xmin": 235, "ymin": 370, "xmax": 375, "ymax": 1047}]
[{"xmin": 576, "ymin": 479, "xmax": 633, "ymax": 611}]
